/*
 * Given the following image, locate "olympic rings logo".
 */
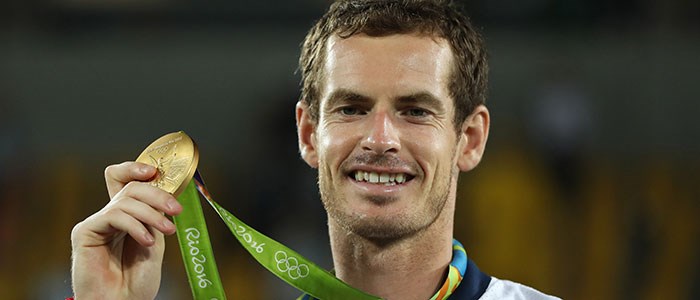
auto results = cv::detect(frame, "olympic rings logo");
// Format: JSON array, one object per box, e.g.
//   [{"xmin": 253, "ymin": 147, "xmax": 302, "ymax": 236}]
[{"xmin": 275, "ymin": 250, "xmax": 310, "ymax": 280}]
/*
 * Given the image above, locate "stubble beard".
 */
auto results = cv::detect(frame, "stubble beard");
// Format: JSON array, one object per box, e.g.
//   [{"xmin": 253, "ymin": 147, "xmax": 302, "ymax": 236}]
[{"xmin": 318, "ymin": 159, "xmax": 455, "ymax": 243}]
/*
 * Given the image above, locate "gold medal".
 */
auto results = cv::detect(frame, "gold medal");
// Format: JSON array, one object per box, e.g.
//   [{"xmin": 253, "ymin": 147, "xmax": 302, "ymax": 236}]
[{"xmin": 135, "ymin": 131, "xmax": 199, "ymax": 197}]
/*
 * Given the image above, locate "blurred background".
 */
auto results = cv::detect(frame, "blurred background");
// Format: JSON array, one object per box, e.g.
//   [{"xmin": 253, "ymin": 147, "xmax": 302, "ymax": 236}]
[{"xmin": 1, "ymin": 0, "xmax": 699, "ymax": 299}]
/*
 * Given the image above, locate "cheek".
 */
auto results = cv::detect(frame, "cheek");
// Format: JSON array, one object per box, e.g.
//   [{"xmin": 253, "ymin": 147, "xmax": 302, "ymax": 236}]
[
  {"xmin": 406, "ymin": 131, "xmax": 456, "ymax": 178},
  {"xmin": 317, "ymin": 125, "xmax": 356, "ymax": 166}
]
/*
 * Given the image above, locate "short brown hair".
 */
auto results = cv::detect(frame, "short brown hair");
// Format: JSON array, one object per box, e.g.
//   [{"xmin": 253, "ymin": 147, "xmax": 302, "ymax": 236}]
[{"xmin": 299, "ymin": 0, "xmax": 488, "ymax": 128}]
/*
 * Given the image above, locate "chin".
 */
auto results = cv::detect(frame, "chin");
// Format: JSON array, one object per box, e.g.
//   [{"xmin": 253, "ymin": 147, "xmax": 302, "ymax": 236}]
[
  {"xmin": 337, "ymin": 205, "xmax": 428, "ymax": 242},
  {"xmin": 349, "ymin": 217, "xmax": 419, "ymax": 242}
]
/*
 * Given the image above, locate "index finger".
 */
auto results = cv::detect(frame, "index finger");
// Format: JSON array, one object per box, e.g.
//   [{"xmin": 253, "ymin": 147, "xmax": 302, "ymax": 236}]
[{"xmin": 104, "ymin": 161, "xmax": 157, "ymax": 198}]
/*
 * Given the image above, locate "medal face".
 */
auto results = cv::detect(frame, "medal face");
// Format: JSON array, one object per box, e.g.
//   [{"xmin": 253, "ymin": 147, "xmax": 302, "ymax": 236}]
[{"xmin": 135, "ymin": 131, "xmax": 199, "ymax": 197}]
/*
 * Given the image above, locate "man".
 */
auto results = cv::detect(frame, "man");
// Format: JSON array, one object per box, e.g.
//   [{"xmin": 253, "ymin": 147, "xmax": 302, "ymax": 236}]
[{"xmin": 70, "ymin": 0, "xmax": 559, "ymax": 299}]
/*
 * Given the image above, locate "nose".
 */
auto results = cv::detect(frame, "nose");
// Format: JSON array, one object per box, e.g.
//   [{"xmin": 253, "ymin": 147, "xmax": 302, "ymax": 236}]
[{"xmin": 360, "ymin": 111, "xmax": 401, "ymax": 154}]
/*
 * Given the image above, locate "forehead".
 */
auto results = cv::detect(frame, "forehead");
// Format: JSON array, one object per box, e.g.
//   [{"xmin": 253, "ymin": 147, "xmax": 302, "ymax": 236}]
[{"xmin": 321, "ymin": 33, "xmax": 454, "ymax": 104}]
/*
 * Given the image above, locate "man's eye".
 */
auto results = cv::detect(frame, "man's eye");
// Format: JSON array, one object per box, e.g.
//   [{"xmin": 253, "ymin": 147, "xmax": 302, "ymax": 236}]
[
  {"xmin": 406, "ymin": 108, "xmax": 429, "ymax": 117},
  {"xmin": 341, "ymin": 107, "xmax": 360, "ymax": 115}
]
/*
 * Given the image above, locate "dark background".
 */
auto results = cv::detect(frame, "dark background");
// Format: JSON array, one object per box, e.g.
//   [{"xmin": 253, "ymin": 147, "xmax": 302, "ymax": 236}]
[{"xmin": 1, "ymin": 0, "xmax": 698, "ymax": 299}]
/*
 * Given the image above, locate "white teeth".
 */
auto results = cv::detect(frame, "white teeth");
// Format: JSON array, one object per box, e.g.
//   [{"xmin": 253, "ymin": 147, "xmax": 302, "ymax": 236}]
[
  {"xmin": 353, "ymin": 171, "xmax": 409, "ymax": 185},
  {"xmin": 379, "ymin": 173, "xmax": 390, "ymax": 183},
  {"xmin": 369, "ymin": 173, "xmax": 379, "ymax": 183}
]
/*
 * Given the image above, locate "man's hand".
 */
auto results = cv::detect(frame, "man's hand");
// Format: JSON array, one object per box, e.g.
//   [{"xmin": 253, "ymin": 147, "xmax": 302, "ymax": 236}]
[{"xmin": 71, "ymin": 162, "xmax": 183, "ymax": 299}]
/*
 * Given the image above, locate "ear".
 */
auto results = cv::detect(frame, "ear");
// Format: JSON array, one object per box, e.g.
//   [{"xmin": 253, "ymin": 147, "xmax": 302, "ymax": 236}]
[
  {"xmin": 457, "ymin": 105, "xmax": 490, "ymax": 172},
  {"xmin": 296, "ymin": 101, "xmax": 319, "ymax": 168}
]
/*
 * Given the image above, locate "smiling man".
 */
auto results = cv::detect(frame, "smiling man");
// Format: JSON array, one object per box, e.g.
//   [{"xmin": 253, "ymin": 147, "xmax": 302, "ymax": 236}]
[
  {"xmin": 70, "ymin": 0, "xmax": 559, "ymax": 299},
  {"xmin": 297, "ymin": 34, "xmax": 479, "ymax": 299},
  {"xmin": 293, "ymin": 1, "xmax": 557, "ymax": 299}
]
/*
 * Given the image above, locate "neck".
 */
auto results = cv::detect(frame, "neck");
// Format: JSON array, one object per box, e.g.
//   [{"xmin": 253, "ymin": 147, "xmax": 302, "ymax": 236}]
[{"xmin": 328, "ymin": 199, "xmax": 455, "ymax": 300}]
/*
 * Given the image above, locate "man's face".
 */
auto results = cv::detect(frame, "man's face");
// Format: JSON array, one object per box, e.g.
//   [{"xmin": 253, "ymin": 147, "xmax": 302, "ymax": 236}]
[{"xmin": 305, "ymin": 33, "xmax": 463, "ymax": 240}]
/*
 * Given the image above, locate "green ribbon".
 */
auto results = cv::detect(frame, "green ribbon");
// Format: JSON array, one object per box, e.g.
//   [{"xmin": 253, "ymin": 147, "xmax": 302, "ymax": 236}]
[
  {"xmin": 174, "ymin": 173, "xmax": 381, "ymax": 300},
  {"xmin": 173, "ymin": 180, "xmax": 227, "ymax": 300}
]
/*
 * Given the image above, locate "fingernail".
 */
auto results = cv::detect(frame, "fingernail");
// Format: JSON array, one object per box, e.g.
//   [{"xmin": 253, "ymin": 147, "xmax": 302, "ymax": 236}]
[
  {"xmin": 144, "ymin": 232, "xmax": 155, "ymax": 244},
  {"xmin": 162, "ymin": 219, "xmax": 174, "ymax": 230},
  {"xmin": 140, "ymin": 165, "xmax": 153, "ymax": 174},
  {"xmin": 166, "ymin": 198, "xmax": 181, "ymax": 211}
]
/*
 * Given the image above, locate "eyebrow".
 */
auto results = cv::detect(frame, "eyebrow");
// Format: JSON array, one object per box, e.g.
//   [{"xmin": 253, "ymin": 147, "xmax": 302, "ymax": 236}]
[
  {"xmin": 396, "ymin": 92, "xmax": 446, "ymax": 115},
  {"xmin": 324, "ymin": 88, "xmax": 446, "ymax": 114},
  {"xmin": 328, "ymin": 89, "xmax": 370, "ymax": 107},
  {"xmin": 324, "ymin": 89, "xmax": 372, "ymax": 110}
]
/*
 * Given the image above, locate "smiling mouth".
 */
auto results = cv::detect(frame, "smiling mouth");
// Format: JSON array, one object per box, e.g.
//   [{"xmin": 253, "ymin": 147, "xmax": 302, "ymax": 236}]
[{"xmin": 350, "ymin": 170, "xmax": 415, "ymax": 186}]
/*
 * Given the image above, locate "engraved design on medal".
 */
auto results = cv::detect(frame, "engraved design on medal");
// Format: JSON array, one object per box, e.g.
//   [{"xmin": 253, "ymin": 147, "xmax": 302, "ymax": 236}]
[
  {"xmin": 136, "ymin": 131, "xmax": 198, "ymax": 197},
  {"xmin": 148, "ymin": 144, "xmax": 190, "ymax": 190}
]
